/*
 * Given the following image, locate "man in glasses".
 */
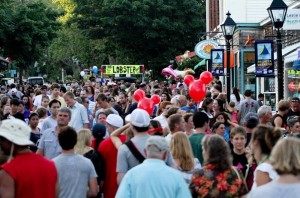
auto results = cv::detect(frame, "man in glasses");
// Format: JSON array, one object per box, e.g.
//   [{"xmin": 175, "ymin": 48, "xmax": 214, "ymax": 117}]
[{"xmin": 286, "ymin": 97, "xmax": 300, "ymax": 118}]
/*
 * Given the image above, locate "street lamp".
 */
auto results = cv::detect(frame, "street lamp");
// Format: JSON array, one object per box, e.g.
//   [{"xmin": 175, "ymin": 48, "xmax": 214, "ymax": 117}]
[
  {"xmin": 221, "ymin": 11, "xmax": 236, "ymax": 102},
  {"xmin": 267, "ymin": 0, "xmax": 288, "ymax": 100}
]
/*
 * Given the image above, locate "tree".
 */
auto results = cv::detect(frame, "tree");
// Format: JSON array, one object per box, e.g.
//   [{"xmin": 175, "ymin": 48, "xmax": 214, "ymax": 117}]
[
  {"xmin": 72, "ymin": 0, "xmax": 206, "ymax": 68},
  {"xmin": 51, "ymin": 0, "xmax": 76, "ymax": 23},
  {"xmin": 46, "ymin": 25, "xmax": 106, "ymax": 80},
  {"xmin": 0, "ymin": 0, "xmax": 61, "ymax": 77}
]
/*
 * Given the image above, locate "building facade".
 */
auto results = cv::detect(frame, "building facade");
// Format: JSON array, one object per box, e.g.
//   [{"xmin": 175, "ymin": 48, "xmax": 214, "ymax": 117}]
[{"xmin": 206, "ymin": 0, "xmax": 300, "ymax": 109}]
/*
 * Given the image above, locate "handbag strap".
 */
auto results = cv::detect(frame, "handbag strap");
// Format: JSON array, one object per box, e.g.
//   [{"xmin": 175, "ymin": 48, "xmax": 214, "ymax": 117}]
[
  {"xmin": 232, "ymin": 166, "xmax": 249, "ymax": 192},
  {"xmin": 125, "ymin": 140, "xmax": 145, "ymax": 163},
  {"xmin": 232, "ymin": 166, "xmax": 241, "ymax": 180}
]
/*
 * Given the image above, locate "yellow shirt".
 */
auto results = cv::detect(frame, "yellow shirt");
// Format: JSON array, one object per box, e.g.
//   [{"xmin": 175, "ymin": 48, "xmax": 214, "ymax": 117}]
[{"xmin": 50, "ymin": 95, "xmax": 67, "ymax": 107}]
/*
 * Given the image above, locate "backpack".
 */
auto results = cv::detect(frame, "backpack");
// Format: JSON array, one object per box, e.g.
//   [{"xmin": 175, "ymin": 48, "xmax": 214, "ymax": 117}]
[{"xmin": 84, "ymin": 149, "xmax": 105, "ymax": 182}]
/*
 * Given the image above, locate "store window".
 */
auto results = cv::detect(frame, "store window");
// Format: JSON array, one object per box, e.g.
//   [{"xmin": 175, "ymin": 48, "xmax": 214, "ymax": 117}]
[
  {"xmin": 261, "ymin": 77, "xmax": 276, "ymax": 111},
  {"xmin": 287, "ymin": 69, "xmax": 300, "ymax": 99},
  {"xmin": 244, "ymin": 52, "xmax": 256, "ymax": 95}
]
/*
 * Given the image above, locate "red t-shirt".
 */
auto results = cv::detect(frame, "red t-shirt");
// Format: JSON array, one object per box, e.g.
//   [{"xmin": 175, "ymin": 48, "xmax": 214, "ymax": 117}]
[
  {"xmin": 1, "ymin": 152, "xmax": 57, "ymax": 198},
  {"xmin": 99, "ymin": 135, "xmax": 126, "ymax": 198}
]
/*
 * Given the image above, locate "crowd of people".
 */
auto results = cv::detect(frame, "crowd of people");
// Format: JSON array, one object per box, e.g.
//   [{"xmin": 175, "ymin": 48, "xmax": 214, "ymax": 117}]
[{"xmin": 0, "ymin": 77, "xmax": 300, "ymax": 198}]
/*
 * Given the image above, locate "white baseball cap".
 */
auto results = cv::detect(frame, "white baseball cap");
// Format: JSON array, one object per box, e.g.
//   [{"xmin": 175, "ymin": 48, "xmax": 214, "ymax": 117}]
[
  {"xmin": 130, "ymin": 109, "xmax": 150, "ymax": 127},
  {"xmin": 0, "ymin": 119, "xmax": 34, "ymax": 146},
  {"xmin": 106, "ymin": 114, "xmax": 123, "ymax": 128}
]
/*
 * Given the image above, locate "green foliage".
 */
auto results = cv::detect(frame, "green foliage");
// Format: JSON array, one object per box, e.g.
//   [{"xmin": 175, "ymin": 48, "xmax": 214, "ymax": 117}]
[
  {"xmin": 0, "ymin": 0, "xmax": 61, "ymax": 74},
  {"xmin": 51, "ymin": 0, "xmax": 76, "ymax": 23},
  {"xmin": 46, "ymin": 25, "xmax": 106, "ymax": 80},
  {"xmin": 178, "ymin": 56, "xmax": 201, "ymax": 70},
  {"xmin": 72, "ymin": 0, "xmax": 206, "ymax": 67}
]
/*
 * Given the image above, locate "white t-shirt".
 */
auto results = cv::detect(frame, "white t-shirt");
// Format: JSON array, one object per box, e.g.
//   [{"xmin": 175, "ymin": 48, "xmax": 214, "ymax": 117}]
[
  {"xmin": 154, "ymin": 114, "xmax": 168, "ymax": 129},
  {"xmin": 33, "ymin": 94, "xmax": 43, "ymax": 108},
  {"xmin": 34, "ymin": 94, "xmax": 50, "ymax": 108},
  {"xmin": 252, "ymin": 162, "xmax": 279, "ymax": 190},
  {"xmin": 165, "ymin": 133, "xmax": 173, "ymax": 145},
  {"xmin": 248, "ymin": 181, "xmax": 300, "ymax": 198}
]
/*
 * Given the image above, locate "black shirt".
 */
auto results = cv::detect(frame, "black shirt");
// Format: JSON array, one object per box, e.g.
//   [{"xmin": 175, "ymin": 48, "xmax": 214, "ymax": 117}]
[
  {"xmin": 286, "ymin": 109, "xmax": 300, "ymax": 118},
  {"xmin": 3, "ymin": 112, "xmax": 25, "ymax": 121},
  {"xmin": 232, "ymin": 150, "xmax": 248, "ymax": 176}
]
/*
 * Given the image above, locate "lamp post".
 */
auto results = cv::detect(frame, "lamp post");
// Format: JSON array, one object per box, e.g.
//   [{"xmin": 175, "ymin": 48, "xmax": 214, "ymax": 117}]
[
  {"xmin": 221, "ymin": 11, "xmax": 236, "ymax": 102},
  {"xmin": 267, "ymin": 0, "xmax": 288, "ymax": 100}
]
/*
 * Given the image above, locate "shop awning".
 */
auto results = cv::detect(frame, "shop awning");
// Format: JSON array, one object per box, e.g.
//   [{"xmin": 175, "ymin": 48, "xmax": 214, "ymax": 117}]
[
  {"xmin": 293, "ymin": 59, "xmax": 300, "ymax": 70},
  {"xmin": 285, "ymin": 49, "xmax": 300, "ymax": 63},
  {"xmin": 247, "ymin": 42, "xmax": 300, "ymax": 73}
]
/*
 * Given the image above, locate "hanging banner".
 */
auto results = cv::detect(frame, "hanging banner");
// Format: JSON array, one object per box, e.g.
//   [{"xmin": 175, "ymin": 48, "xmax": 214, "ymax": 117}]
[
  {"xmin": 101, "ymin": 65, "xmax": 144, "ymax": 74},
  {"xmin": 283, "ymin": 9, "xmax": 300, "ymax": 30},
  {"xmin": 255, "ymin": 40, "xmax": 275, "ymax": 77},
  {"xmin": 210, "ymin": 49, "xmax": 224, "ymax": 76},
  {"xmin": 195, "ymin": 40, "xmax": 219, "ymax": 59}
]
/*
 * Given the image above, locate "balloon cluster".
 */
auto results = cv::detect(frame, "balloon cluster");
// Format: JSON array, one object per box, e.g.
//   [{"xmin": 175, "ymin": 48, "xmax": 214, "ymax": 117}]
[
  {"xmin": 133, "ymin": 89, "xmax": 160, "ymax": 115},
  {"xmin": 184, "ymin": 71, "xmax": 213, "ymax": 101}
]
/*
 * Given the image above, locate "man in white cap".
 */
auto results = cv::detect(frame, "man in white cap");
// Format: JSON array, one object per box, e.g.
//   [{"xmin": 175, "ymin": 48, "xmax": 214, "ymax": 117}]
[
  {"xmin": 116, "ymin": 108, "xmax": 174, "ymax": 185},
  {"xmin": 0, "ymin": 119, "xmax": 59, "ymax": 198},
  {"xmin": 98, "ymin": 114, "xmax": 125, "ymax": 198},
  {"xmin": 116, "ymin": 109, "xmax": 151, "ymax": 184},
  {"xmin": 116, "ymin": 136, "xmax": 191, "ymax": 198},
  {"xmin": 105, "ymin": 114, "xmax": 124, "ymax": 135}
]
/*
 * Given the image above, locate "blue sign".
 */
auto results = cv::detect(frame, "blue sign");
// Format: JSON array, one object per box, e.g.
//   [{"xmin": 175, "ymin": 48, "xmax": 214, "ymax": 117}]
[
  {"xmin": 210, "ymin": 49, "xmax": 224, "ymax": 76},
  {"xmin": 255, "ymin": 40, "xmax": 275, "ymax": 77}
]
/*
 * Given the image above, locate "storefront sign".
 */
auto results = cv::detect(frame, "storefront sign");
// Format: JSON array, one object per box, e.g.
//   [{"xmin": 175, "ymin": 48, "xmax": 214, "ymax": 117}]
[
  {"xmin": 210, "ymin": 49, "xmax": 224, "ymax": 76},
  {"xmin": 195, "ymin": 40, "xmax": 219, "ymax": 59},
  {"xmin": 283, "ymin": 9, "xmax": 300, "ymax": 30},
  {"xmin": 102, "ymin": 65, "xmax": 142, "ymax": 74},
  {"xmin": 288, "ymin": 69, "xmax": 300, "ymax": 78},
  {"xmin": 255, "ymin": 40, "xmax": 275, "ymax": 77}
]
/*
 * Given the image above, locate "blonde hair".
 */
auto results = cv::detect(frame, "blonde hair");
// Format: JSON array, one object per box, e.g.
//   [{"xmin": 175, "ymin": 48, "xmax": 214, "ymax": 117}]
[
  {"xmin": 170, "ymin": 132, "xmax": 195, "ymax": 171},
  {"xmin": 74, "ymin": 129, "xmax": 92, "ymax": 155},
  {"xmin": 270, "ymin": 138, "xmax": 300, "ymax": 176}
]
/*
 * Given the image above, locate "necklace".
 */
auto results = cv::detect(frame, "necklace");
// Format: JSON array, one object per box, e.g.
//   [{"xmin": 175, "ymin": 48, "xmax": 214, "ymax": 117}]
[{"xmin": 259, "ymin": 155, "xmax": 269, "ymax": 165}]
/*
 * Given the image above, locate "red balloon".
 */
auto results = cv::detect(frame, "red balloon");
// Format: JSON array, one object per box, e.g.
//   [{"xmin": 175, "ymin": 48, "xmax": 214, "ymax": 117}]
[
  {"xmin": 184, "ymin": 75, "xmax": 194, "ymax": 86},
  {"xmin": 138, "ymin": 98, "xmax": 154, "ymax": 115},
  {"xmin": 200, "ymin": 71, "xmax": 213, "ymax": 84},
  {"xmin": 151, "ymin": 95, "xmax": 160, "ymax": 104},
  {"xmin": 189, "ymin": 80, "xmax": 206, "ymax": 101},
  {"xmin": 133, "ymin": 89, "xmax": 145, "ymax": 102}
]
